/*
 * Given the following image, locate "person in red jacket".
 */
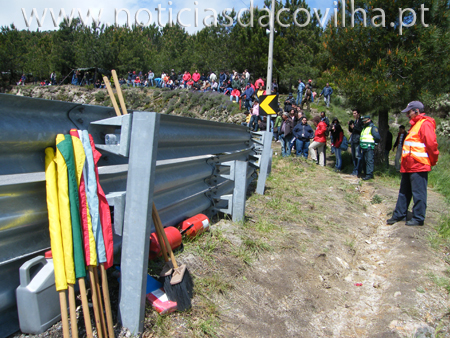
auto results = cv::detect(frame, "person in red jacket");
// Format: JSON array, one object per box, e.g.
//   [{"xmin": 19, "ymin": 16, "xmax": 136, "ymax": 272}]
[
  {"xmin": 255, "ymin": 77, "xmax": 264, "ymax": 89},
  {"xmin": 309, "ymin": 115, "xmax": 327, "ymax": 166},
  {"xmin": 182, "ymin": 71, "xmax": 191, "ymax": 86},
  {"xmin": 387, "ymin": 101, "xmax": 439, "ymax": 226},
  {"xmin": 192, "ymin": 70, "xmax": 200, "ymax": 83}
]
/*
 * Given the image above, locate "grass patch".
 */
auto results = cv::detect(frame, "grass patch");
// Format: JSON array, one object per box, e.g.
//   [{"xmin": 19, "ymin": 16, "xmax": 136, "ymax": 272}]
[
  {"xmin": 243, "ymin": 237, "xmax": 273, "ymax": 253},
  {"xmin": 231, "ymin": 246, "xmax": 254, "ymax": 265},
  {"xmin": 427, "ymin": 272, "xmax": 450, "ymax": 293},
  {"xmin": 345, "ymin": 239, "xmax": 355, "ymax": 249},
  {"xmin": 428, "ymin": 136, "xmax": 450, "ymax": 239},
  {"xmin": 438, "ymin": 213, "xmax": 450, "ymax": 239},
  {"xmin": 430, "ymin": 147, "xmax": 450, "ymax": 203},
  {"xmin": 250, "ymin": 219, "xmax": 282, "ymax": 233},
  {"xmin": 371, "ymin": 194, "xmax": 383, "ymax": 204},
  {"xmin": 184, "ymin": 228, "xmax": 229, "ymax": 263},
  {"xmin": 416, "ymin": 286, "xmax": 426, "ymax": 293}
]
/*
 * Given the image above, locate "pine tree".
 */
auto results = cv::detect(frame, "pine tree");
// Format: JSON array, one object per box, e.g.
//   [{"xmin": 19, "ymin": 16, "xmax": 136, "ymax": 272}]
[{"xmin": 323, "ymin": 0, "xmax": 450, "ymax": 156}]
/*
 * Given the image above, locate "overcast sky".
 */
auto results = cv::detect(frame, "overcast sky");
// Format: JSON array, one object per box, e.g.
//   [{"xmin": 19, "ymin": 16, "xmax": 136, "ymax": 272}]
[{"xmin": 1, "ymin": 0, "xmax": 335, "ymax": 33}]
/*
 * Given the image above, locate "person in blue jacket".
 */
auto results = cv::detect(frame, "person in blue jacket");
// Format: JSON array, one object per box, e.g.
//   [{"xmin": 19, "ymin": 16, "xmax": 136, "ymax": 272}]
[
  {"xmin": 240, "ymin": 84, "xmax": 255, "ymax": 111},
  {"xmin": 319, "ymin": 83, "xmax": 333, "ymax": 108},
  {"xmin": 296, "ymin": 79, "xmax": 305, "ymax": 105},
  {"xmin": 293, "ymin": 116, "xmax": 314, "ymax": 158}
]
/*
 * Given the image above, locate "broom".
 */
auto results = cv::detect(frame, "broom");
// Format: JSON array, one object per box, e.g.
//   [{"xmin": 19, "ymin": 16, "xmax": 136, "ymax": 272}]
[{"xmin": 152, "ymin": 203, "xmax": 193, "ymax": 311}]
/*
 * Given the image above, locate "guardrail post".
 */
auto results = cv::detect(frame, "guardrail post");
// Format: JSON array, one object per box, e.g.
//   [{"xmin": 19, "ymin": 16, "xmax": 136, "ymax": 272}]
[
  {"xmin": 118, "ymin": 112, "xmax": 160, "ymax": 334},
  {"xmin": 232, "ymin": 160, "xmax": 247, "ymax": 222},
  {"xmin": 105, "ymin": 191, "xmax": 126, "ymax": 236},
  {"xmin": 256, "ymin": 131, "xmax": 273, "ymax": 195},
  {"xmin": 210, "ymin": 160, "xmax": 247, "ymax": 222}
]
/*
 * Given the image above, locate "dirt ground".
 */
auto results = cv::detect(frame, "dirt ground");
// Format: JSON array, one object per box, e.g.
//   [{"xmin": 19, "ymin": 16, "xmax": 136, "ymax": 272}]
[
  {"xmin": 214, "ymin": 161, "xmax": 450, "ymax": 338},
  {"xmin": 9, "ymin": 150, "xmax": 450, "ymax": 338}
]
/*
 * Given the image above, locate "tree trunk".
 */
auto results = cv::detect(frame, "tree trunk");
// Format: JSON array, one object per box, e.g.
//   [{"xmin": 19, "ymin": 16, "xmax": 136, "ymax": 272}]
[{"xmin": 375, "ymin": 109, "xmax": 389, "ymax": 165}]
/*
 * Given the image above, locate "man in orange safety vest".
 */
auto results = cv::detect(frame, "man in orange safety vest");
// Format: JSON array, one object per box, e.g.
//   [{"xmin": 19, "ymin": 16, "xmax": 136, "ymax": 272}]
[{"xmin": 387, "ymin": 101, "xmax": 439, "ymax": 226}]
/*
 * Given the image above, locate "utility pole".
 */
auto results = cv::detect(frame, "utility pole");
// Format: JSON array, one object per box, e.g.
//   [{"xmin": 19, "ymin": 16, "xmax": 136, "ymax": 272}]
[
  {"xmin": 266, "ymin": 0, "xmax": 275, "ymax": 96},
  {"xmin": 255, "ymin": 0, "xmax": 275, "ymax": 195}
]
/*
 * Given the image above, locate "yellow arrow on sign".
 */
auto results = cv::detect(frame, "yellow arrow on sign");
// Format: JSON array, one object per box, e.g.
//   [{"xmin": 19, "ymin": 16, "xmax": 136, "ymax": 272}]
[{"xmin": 260, "ymin": 95, "xmax": 277, "ymax": 115}]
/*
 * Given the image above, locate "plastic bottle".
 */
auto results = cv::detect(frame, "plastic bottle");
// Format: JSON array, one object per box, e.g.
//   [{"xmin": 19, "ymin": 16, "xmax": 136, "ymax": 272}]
[{"xmin": 16, "ymin": 252, "xmax": 61, "ymax": 334}]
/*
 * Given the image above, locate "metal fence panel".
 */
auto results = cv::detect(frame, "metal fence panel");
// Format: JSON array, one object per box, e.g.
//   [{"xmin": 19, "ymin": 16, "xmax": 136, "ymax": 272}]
[{"xmin": 0, "ymin": 94, "xmax": 264, "ymax": 338}]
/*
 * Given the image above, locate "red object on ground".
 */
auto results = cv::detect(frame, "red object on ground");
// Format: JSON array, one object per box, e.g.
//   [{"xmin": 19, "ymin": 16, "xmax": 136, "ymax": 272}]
[
  {"xmin": 149, "ymin": 226, "xmax": 182, "ymax": 260},
  {"xmin": 146, "ymin": 288, "xmax": 177, "ymax": 314},
  {"xmin": 354, "ymin": 283, "xmax": 363, "ymax": 286},
  {"xmin": 178, "ymin": 214, "xmax": 210, "ymax": 238}
]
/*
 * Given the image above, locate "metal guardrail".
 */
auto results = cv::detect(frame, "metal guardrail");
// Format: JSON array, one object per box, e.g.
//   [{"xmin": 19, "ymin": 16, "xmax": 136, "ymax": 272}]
[{"xmin": 0, "ymin": 94, "xmax": 271, "ymax": 337}]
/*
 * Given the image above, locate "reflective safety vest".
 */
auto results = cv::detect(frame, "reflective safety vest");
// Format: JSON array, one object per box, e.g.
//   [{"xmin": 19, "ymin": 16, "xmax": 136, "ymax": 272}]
[
  {"xmin": 360, "ymin": 125, "xmax": 375, "ymax": 149},
  {"xmin": 402, "ymin": 119, "xmax": 431, "ymax": 166}
]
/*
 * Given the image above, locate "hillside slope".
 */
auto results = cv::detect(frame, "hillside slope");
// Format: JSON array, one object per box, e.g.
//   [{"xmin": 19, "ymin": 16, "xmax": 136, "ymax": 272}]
[{"xmin": 10, "ymin": 85, "xmax": 246, "ymax": 124}]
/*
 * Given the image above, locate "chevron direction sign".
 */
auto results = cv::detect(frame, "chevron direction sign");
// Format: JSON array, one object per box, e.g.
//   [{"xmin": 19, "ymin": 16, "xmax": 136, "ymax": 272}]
[{"xmin": 259, "ymin": 95, "xmax": 278, "ymax": 116}]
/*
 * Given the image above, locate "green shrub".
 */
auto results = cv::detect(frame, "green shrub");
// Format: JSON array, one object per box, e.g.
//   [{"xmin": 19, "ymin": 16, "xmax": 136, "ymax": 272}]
[
  {"xmin": 95, "ymin": 90, "xmax": 106, "ymax": 102},
  {"xmin": 162, "ymin": 90, "xmax": 177, "ymax": 100}
]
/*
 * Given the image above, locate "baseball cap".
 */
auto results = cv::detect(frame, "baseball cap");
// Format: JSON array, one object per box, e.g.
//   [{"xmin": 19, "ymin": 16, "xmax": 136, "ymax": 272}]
[
  {"xmin": 401, "ymin": 101, "xmax": 424, "ymax": 113},
  {"xmin": 308, "ymin": 79, "xmax": 312, "ymax": 82},
  {"xmin": 361, "ymin": 115, "xmax": 371, "ymax": 122}
]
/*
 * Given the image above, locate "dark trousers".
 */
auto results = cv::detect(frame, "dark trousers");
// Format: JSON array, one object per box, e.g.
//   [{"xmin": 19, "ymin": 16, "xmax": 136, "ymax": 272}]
[
  {"xmin": 362, "ymin": 148, "xmax": 374, "ymax": 178},
  {"xmin": 295, "ymin": 139, "xmax": 310, "ymax": 158},
  {"xmin": 249, "ymin": 115, "xmax": 261, "ymax": 131},
  {"xmin": 351, "ymin": 142, "xmax": 362, "ymax": 174},
  {"xmin": 244, "ymin": 99, "xmax": 252, "ymax": 111},
  {"xmin": 392, "ymin": 172, "xmax": 428, "ymax": 223}
]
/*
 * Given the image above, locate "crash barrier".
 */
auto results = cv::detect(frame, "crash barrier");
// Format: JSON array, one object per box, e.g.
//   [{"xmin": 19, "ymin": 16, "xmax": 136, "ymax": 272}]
[{"xmin": 0, "ymin": 94, "xmax": 272, "ymax": 337}]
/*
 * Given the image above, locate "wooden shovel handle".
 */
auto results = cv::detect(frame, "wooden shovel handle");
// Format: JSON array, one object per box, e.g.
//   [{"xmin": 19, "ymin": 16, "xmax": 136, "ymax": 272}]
[
  {"xmin": 93, "ymin": 267, "xmax": 107, "ymax": 337},
  {"xmin": 59, "ymin": 290, "xmax": 70, "ymax": 338},
  {"xmin": 153, "ymin": 211, "xmax": 169, "ymax": 262},
  {"xmin": 68, "ymin": 284, "xmax": 79, "ymax": 338},
  {"xmin": 78, "ymin": 278, "xmax": 93, "ymax": 338},
  {"xmin": 152, "ymin": 203, "xmax": 179, "ymax": 269},
  {"xmin": 111, "ymin": 70, "xmax": 128, "ymax": 115},
  {"xmin": 100, "ymin": 264, "xmax": 115, "ymax": 338},
  {"xmin": 103, "ymin": 76, "xmax": 121, "ymax": 116},
  {"xmin": 89, "ymin": 266, "xmax": 104, "ymax": 338}
]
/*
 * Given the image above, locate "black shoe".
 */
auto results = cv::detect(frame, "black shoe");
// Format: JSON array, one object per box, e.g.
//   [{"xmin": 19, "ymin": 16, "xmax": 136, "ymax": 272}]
[
  {"xmin": 362, "ymin": 176, "xmax": 373, "ymax": 181},
  {"xmin": 406, "ymin": 220, "xmax": 424, "ymax": 226},
  {"xmin": 386, "ymin": 217, "xmax": 405, "ymax": 225}
]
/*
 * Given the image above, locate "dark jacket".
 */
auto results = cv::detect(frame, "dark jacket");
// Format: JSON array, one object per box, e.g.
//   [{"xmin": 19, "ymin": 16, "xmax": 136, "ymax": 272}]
[
  {"xmin": 321, "ymin": 116, "xmax": 330, "ymax": 127},
  {"xmin": 258, "ymin": 119, "xmax": 268, "ymax": 131},
  {"xmin": 385, "ymin": 130, "xmax": 393, "ymax": 151},
  {"xmin": 284, "ymin": 97, "xmax": 295, "ymax": 111},
  {"xmin": 330, "ymin": 123, "xmax": 344, "ymax": 143},
  {"xmin": 280, "ymin": 118, "xmax": 294, "ymax": 136},
  {"xmin": 393, "ymin": 130, "xmax": 407, "ymax": 149},
  {"xmin": 320, "ymin": 86, "xmax": 333, "ymax": 96},
  {"xmin": 293, "ymin": 122, "xmax": 314, "ymax": 141},
  {"xmin": 232, "ymin": 79, "xmax": 241, "ymax": 90},
  {"xmin": 330, "ymin": 123, "xmax": 344, "ymax": 148},
  {"xmin": 349, "ymin": 118, "xmax": 364, "ymax": 144},
  {"xmin": 241, "ymin": 86, "xmax": 255, "ymax": 99}
]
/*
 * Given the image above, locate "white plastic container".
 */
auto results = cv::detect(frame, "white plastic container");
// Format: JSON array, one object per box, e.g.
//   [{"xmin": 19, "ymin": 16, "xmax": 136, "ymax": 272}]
[{"xmin": 16, "ymin": 253, "xmax": 61, "ymax": 334}]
